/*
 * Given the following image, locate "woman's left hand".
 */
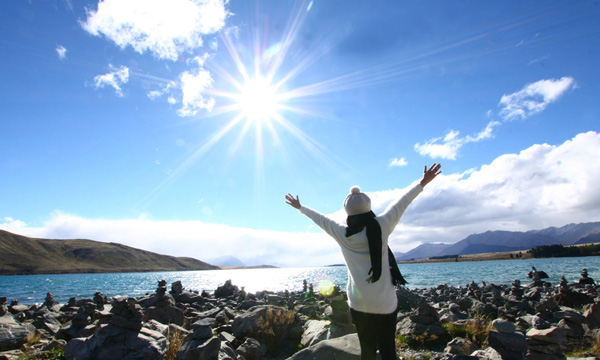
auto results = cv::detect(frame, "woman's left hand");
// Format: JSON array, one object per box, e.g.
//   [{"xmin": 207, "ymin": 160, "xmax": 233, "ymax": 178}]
[{"xmin": 285, "ymin": 194, "xmax": 301, "ymax": 209}]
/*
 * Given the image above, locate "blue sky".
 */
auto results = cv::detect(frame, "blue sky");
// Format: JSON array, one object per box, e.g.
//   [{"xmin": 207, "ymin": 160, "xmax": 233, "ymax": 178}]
[{"xmin": 1, "ymin": 0, "xmax": 599, "ymax": 267}]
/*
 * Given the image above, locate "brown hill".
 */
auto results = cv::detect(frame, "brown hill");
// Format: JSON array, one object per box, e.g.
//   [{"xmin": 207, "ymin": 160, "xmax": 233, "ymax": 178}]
[{"xmin": 0, "ymin": 229, "xmax": 220, "ymax": 275}]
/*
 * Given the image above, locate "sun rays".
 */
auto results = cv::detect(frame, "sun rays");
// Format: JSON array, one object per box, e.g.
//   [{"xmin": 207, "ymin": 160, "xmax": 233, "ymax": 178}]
[{"xmin": 140, "ymin": 0, "xmax": 524, "ymax": 209}]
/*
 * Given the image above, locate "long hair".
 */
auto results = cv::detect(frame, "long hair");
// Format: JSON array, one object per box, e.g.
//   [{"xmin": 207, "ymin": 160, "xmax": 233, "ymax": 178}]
[{"xmin": 346, "ymin": 211, "xmax": 406, "ymax": 286}]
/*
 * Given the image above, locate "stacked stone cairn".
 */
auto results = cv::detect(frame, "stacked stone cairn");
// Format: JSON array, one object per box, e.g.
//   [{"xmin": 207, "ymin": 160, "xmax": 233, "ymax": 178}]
[
  {"xmin": 0, "ymin": 298, "xmax": 6, "ymax": 317},
  {"xmin": 580, "ymin": 268, "xmax": 595, "ymax": 285},
  {"xmin": 487, "ymin": 318, "xmax": 528, "ymax": 360}
]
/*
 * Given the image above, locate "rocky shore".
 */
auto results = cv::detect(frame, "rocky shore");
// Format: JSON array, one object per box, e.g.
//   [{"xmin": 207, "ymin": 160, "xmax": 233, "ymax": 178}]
[{"xmin": 1, "ymin": 270, "xmax": 599, "ymax": 360}]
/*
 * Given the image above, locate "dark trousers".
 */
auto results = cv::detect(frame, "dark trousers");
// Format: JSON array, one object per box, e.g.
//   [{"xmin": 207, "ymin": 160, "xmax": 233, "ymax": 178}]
[{"xmin": 350, "ymin": 308, "xmax": 398, "ymax": 360}]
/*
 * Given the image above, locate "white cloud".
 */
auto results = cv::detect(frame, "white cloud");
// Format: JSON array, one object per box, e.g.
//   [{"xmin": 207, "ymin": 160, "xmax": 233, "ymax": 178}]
[
  {"xmin": 1, "ymin": 212, "xmax": 341, "ymax": 268},
  {"xmin": 389, "ymin": 157, "xmax": 408, "ymax": 167},
  {"xmin": 93, "ymin": 64, "xmax": 130, "ymax": 97},
  {"xmin": 80, "ymin": 0, "xmax": 228, "ymax": 61},
  {"xmin": 146, "ymin": 81, "xmax": 177, "ymax": 101},
  {"xmin": 414, "ymin": 121, "xmax": 499, "ymax": 160},
  {"xmin": 56, "ymin": 45, "xmax": 67, "ymax": 60},
  {"xmin": 4, "ymin": 132, "xmax": 599, "ymax": 265},
  {"xmin": 499, "ymin": 77, "xmax": 576, "ymax": 120},
  {"xmin": 177, "ymin": 67, "xmax": 215, "ymax": 116},
  {"xmin": 147, "ymin": 90, "xmax": 162, "ymax": 100},
  {"xmin": 80, "ymin": 0, "xmax": 229, "ymax": 116},
  {"xmin": 416, "ymin": 77, "xmax": 576, "ymax": 160}
]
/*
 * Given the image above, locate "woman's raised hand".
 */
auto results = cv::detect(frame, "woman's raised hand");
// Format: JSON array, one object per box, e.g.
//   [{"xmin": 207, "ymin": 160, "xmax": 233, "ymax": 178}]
[
  {"xmin": 285, "ymin": 194, "xmax": 301, "ymax": 209},
  {"xmin": 420, "ymin": 163, "xmax": 442, "ymax": 187}
]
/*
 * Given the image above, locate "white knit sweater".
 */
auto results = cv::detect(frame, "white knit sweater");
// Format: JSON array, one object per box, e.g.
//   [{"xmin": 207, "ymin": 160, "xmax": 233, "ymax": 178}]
[{"xmin": 300, "ymin": 184, "xmax": 423, "ymax": 314}]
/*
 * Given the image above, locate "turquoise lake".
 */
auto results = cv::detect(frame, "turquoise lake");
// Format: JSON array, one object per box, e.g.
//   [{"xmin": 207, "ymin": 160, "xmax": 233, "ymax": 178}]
[{"xmin": 1, "ymin": 256, "xmax": 599, "ymax": 304}]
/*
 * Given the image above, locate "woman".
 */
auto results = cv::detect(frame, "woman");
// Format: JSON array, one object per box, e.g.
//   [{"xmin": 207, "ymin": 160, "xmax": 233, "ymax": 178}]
[{"xmin": 285, "ymin": 163, "xmax": 441, "ymax": 360}]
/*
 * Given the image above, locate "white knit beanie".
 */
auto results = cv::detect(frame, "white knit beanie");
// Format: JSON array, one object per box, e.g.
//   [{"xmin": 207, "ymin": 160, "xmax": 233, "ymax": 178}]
[{"xmin": 343, "ymin": 186, "xmax": 371, "ymax": 216}]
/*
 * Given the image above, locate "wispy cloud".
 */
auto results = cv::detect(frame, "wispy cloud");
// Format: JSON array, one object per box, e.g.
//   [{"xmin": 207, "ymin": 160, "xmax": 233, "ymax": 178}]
[
  {"xmin": 389, "ymin": 157, "xmax": 408, "ymax": 167},
  {"xmin": 55, "ymin": 45, "xmax": 67, "ymax": 60},
  {"xmin": 527, "ymin": 55, "xmax": 550, "ymax": 66},
  {"xmin": 4, "ymin": 132, "xmax": 599, "ymax": 266},
  {"xmin": 499, "ymin": 76, "xmax": 576, "ymax": 120},
  {"xmin": 80, "ymin": 0, "xmax": 228, "ymax": 61},
  {"xmin": 93, "ymin": 64, "xmax": 129, "ymax": 97},
  {"xmin": 415, "ymin": 77, "xmax": 576, "ymax": 160},
  {"xmin": 414, "ymin": 121, "xmax": 500, "ymax": 160}
]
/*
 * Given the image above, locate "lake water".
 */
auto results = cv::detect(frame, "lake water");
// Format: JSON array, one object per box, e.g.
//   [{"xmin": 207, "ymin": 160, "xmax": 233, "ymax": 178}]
[{"xmin": 1, "ymin": 257, "xmax": 599, "ymax": 305}]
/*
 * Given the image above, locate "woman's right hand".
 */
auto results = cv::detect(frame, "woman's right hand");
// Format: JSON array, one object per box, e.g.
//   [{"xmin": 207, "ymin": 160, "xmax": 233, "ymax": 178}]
[{"xmin": 420, "ymin": 163, "xmax": 442, "ymax": 187}]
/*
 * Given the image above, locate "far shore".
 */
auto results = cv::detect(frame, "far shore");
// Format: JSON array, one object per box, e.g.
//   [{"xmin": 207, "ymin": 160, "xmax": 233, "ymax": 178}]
[
  {"xmin": 398, "ymin": 242, "xmax": 600, "ymax": 264},
  {"xmin": 398, "ymin": 250, "xmax": 533, "ymax": 264}
]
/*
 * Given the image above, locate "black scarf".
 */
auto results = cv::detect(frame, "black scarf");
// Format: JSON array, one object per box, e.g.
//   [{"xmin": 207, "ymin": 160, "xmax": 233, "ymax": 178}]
[{"xmin": 346, "ymin": 211, "xmax": 407, "ymax": 286}]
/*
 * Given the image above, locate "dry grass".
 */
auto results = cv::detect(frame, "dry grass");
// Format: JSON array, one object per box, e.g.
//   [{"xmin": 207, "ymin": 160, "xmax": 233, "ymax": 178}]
[
  {"xmin": 165, "ymin": 327, "xmax": 186, "ymax": 360},
  {"xmin": 256, "ymin": 307, "xmax": 296, "ymax": 355},
  {"xmin": 443, "ymin": 318, "xmax": 492, "ymax": 348}
]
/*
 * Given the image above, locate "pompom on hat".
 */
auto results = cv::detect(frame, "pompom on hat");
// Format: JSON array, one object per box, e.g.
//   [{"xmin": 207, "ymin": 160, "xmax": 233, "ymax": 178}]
[{"xmin": 344, "ymin": 186, "xmax": 371, "ymax": 216}]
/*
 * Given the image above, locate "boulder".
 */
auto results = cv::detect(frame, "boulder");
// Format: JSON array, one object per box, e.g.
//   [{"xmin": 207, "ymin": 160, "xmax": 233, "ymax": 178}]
[
  {"xmin": 301, "ymin": 319, "xmax": 330, "ymax": 347},
  {"xmin": 288, "ymin": 333, "xmax": 360, "ymax": 360},
  {"xmin": 526, "ymin": 327, "xmax": 567, "ymax": 345},
  {"xmin": 145, "ymin": 305, "xmax": 185, "ymax": 326},
  {"xmin": 232, "ymin": 305, "xmax": 296, "ymax": 354},
  {"xmin": 0, "ymin": 314, "xmax": 35, "ymax": 351},
  {"xmin": 64, "ymin": 324, "xmax": 167, "ymax": 360},
  {"xmin": 218, "ymin": 342, "xmax": 237, "ymax": 360},
  {"xmin": 236, "ymin": 337, "xmax": 266, "ymax": 360},
  {"xmin": 396, "ymin": 316, "xmax": 446, "ymax": 337},
  {"xmin": 487, "ymin": 329, "xmax": 527, "ymax": 360},
  {"xmin": 491, "ymin": 318, "xmax": 516, "ymax": 334},
  {"xmin": 174, "ymin": 336, "xmax": 221, "ymax": 360},
  {"xmin": 584, "ymin": 303, "xmax": 600, "ymax": 329},
  {"xmin": 443, "ymin": 337, "xmax": 478, "ymax": 355}
]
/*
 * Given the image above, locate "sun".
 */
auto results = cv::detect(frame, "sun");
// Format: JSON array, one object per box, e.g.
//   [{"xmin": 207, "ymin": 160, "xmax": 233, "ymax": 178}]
[{"xmin": 238, "ymin": 76, "xmax": 281, "ymax": 123}]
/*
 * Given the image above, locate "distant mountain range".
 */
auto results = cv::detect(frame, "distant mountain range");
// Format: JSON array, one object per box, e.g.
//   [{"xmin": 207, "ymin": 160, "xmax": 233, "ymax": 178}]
[
  {"xmin": 208, "ymin": 255, "xmax": 246, "ymax": 267},
  {"xmin": 0, "ymin": 230, "xmax": 220, "ymax": 275},
  {"xmin": 395, "ymin": 222, "xmax": 600, "ymax": 261}
]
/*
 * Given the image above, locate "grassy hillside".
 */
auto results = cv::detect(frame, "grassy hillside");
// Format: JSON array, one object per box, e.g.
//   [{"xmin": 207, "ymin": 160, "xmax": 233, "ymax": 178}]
[{"xmin": 0, "ymin": 230, "xmax": 220, "ymax": 275}]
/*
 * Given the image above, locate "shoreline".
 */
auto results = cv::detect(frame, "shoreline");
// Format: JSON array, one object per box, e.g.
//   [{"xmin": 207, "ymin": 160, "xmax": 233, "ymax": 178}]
[
  {"xmin": 398, "ymin": 249, "xmax": 534, "ymax": 264},
  {"xmin": 399, "ymin": 242, "xmax": 600, "ymax": 264}
]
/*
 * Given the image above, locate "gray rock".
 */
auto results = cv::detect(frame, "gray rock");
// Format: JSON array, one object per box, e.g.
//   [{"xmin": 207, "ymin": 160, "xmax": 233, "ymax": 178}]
[
  {"xmin": 487, "ymin": 329, "xmax": 528, "ymax": 360},
  {"xmin": 396, "ymin": 316, "xmax": 445, "ymax": 336},
  {"xmin": 0, "ymin": 314, "xmax": 34, "ymax": 351},
  {"xmin": 443, "ymin": 337, "xmax": 478, "ymax": 355},
  {"xmin": 532, "ymin": 315, "xmax": 551, "ymax": 330},
  {"xmin": 301, "ymin": 319, "xmax": 330, "ymax": 347},
  {"xmin": 492, "ymin": 318, "xmax": 516, "ymax": 333},
  {"xmin": 64, "ymin": 324, "xmax": 167, "ymax": 360},
  {"xmin": 190, "ymin": 325, "xmax": 213, "ymax": 341},
  {"xmin": 145, "ymin": 304, "xmax": 185, "ymax": 326},
  {"xmin": 218, "ymin": 342, "xmax": 237, "ymax": 360},
  {"xmin": 288, "ymin": 333, "xmax": 360, "ymax": 360},
  {"xmin": 32, "ymin": 313, "xmax": 61, "ymax": 335},
  {"xmin": 526, "ymin": 327, "xmax": 567, "ymax": 345},
  {"xmin": 236, "ymin": 337, "xmax": 266, "ymax": 360},
  {"xmin": 232, "ymin": 305, "xmax": 296, "ymax": 354},
  {"xmin": 584, "ymin": 303, "xmax": 600, "ymax": 329},
  {"xmin": 557, "ymin": 318, "xmax": 584, "ymax": 339},
  {"xmin": 174, "ymin": 336, "xmax": 221, "ymax": 360}
]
